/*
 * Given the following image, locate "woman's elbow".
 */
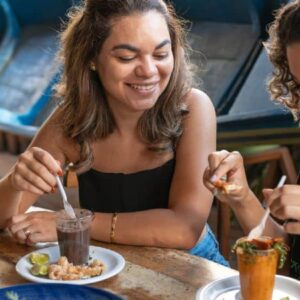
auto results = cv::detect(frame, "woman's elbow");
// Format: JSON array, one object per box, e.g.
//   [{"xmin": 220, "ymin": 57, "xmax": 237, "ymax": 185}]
[{"xmin": 176, "ymin": 226, "xmax": 201, "ymax": 250}]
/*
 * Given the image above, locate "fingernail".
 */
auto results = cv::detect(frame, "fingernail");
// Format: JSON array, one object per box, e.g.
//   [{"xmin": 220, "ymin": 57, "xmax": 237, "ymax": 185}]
[
  {"xmin": 57, "ymin": 170, "xmax": 63, "ymax": 177},
  {"xmin": 210, "ymin": 175, "xmax": 217, "ymax": 182}
]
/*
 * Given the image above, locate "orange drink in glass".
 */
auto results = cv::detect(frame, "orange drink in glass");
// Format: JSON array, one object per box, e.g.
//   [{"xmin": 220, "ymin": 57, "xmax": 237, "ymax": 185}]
[{"xmin": 234, "ymin": 237, "xmax": 288, "ymax": 300}]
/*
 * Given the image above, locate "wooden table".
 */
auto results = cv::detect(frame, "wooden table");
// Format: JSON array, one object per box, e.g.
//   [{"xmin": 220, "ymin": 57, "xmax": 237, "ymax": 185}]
[{"xmin": 0, "ymin": 230, "xmax": 237, "ymax": 299}]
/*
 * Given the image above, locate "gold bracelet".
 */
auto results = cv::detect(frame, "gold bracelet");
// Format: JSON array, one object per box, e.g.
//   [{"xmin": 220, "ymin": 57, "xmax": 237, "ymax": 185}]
[{"xmin": 110, "ymin": 212, "xmax": 118, "ymax": 243}]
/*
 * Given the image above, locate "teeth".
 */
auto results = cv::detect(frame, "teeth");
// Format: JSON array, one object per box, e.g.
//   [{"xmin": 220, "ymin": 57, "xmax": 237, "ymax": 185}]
[{"xmin": 130, "ymin": 84, "xmax": 155, "ymax": 91}]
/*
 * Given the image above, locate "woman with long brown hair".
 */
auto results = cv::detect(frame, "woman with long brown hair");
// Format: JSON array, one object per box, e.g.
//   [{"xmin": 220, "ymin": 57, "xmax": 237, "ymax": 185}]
[{"xmin": 1, "ymin": 0, "xmax": 227, "ymax": 265}]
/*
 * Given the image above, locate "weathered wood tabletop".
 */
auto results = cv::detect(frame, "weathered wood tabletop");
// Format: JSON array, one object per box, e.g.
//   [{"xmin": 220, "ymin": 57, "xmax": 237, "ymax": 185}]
[{"xmin": 0, "ymin": 230, "xmax": 237, "ymax": 299}]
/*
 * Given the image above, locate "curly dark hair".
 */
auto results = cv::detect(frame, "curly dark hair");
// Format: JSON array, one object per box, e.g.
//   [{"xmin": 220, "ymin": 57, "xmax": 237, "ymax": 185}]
[
  {"xmin": 54, "ymin": 0, "xmax": 194, "ymax": 170},
  {"xmin": 264, "ymin": 0, "xmax": 300, "ymax": 119}
]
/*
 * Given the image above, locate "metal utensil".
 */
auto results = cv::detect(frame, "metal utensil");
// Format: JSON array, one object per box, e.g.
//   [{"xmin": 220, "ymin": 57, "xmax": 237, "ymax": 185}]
[
  {"xmin": 55, "ymin": 175, "xmax": 76, "ymax": 219},
  {"xmin": 247, "ymin": 175, "xmax": 287, "ymax": 240}
]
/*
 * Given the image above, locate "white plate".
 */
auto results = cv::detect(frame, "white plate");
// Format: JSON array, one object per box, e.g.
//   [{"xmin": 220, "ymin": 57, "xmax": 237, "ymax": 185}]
[
  {"xmin": 196, "ymin": 275, "xmax": 300, "ymax": 300},
  {"xmin": 16, "ymin": 245, "xmax": 125, "ymax": 285}
]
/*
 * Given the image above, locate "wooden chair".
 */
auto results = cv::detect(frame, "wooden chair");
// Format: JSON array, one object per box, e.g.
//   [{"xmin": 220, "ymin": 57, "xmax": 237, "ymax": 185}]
[{"xmin": 217, "ymin": 145, "xmax": 297, "ymax": 259}]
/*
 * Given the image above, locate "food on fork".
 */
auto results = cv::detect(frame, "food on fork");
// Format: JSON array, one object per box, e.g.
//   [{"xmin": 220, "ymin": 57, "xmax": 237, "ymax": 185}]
[
  {"xmin": 213, "ymin": 179, "xmax": 242, "ymax": 194},
  {"xmin": 233, "ymin": 236, "xmax": 289, "ymax": 300}
]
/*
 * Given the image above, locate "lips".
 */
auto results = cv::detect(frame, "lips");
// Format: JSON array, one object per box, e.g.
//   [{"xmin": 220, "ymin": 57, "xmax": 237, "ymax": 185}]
[
  {"xmin": 125, "ymin": 82, "xmax": 159, "ymax": 95},
  {"xmin": 129, "ymin": 83, "xmax": 156, "ymax": 91}
]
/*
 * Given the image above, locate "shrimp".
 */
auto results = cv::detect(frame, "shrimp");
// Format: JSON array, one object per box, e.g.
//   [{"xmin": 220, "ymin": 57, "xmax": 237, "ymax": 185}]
[
  {"xmin": 48, "ymin": 264, "xmax": 64, "ymax": 280},
  {"xmin": 213, "ymin": 179, "xmax": 242, "ymax": 194},
  {"xmin": 57, "ymin": 256, "xmax": 69, "ymax": 272},
  {"xmin": 47, "ymin": 256, "xmax": 105, "ymax": 280}
]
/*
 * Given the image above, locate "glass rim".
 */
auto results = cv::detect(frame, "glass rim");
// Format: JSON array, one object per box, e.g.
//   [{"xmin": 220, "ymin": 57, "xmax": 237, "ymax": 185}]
[
  {"xmin": 56, "ymin": 208, "xmax": 94, "ymax": 221},
  {"xmin": 235, "ymin": 236, "xmax": 279, "ymax": 254}
]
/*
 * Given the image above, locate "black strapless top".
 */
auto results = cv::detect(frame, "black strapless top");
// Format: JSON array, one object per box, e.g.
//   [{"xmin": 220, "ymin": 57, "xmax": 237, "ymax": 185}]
[{"xmin": 77, "ymin": 159, "xmax": 175, "ymax": 213}]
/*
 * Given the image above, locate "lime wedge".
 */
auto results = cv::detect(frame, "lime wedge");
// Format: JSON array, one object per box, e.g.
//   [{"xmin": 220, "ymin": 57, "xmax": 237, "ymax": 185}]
[
  {"xmin": 30, "ymin": 264, "xmax": 41, "ymax": 276},
  {"xmin": 30, "ymin": 264, "xmax": 49, "ymax": 276},
  {"xmin": 29, "ymin": 252, "xmax": 49, "ymax": 265},
  {"xmin": 38, "ymin": 264, "xmax": 49, "ymax": 276}
]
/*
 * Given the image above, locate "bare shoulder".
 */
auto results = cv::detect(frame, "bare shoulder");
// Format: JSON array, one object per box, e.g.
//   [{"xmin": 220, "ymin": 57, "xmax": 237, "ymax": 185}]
[
  {"xmin": 183, "ymin": 88, "xmax": 216, "ymax": 120},
  {"xmin": 30, "ymin": 108, "xmax": 79, "ymax": 163},
  {"xmin": 176, "ymin": 88, "xmax": 216, "ymax": 146}
]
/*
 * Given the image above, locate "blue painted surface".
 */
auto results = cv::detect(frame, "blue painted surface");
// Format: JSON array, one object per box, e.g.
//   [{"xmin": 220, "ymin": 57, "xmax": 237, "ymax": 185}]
[
  {"xmin": 0, "ymin": 0, "xmax": 20, "ymax": 72},
  {"xmin": 172, "ymin": 0, "xmax": 286, "ymax": 26},
  {"xmin": 0, "ymin": 0, "xmax": 292, "ymax": 139},
  {"xmin": 173, "ymin": 0, "xmax": 263, "ymax": 114},
  {"xmin": 9, "ymin": 0, "xmax": 73, "ymax": 26},
  {"xmin": 0, "ymin": 283, "xmax": 123, "ymax": 299},
  {"xmin": 0, "ymin": 0, "xmax": 69, "ymax": 137},
  {"xmin": 217, "ymin": 0, "xmax": 295, "ymax": 139},
  {"xmin": 0, "ymin": 72, "xmax": 60, "ymax": 126},
  {"xmin": 218, "ymin": 48, "xmax": 296, "ymax": 132},
  {"xmin": 172, "ymin": 0, "xmax": 254, "ymax": 23}
]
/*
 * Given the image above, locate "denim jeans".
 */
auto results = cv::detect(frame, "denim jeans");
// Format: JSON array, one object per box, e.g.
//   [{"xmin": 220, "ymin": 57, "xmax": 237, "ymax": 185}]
[{"xmin": 189, "ymin": 225, "xmax": 230, "ymax": 267}]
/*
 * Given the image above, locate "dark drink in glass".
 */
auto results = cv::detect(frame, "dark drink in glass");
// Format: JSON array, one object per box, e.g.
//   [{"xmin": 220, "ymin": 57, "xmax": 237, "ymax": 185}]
[{"xmin": 56, "ymin": 208, "xmax": 94, "ymax": 265}]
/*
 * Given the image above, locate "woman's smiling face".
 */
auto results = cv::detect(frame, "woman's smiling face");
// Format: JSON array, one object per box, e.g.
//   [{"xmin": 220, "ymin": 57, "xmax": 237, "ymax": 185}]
[{"xmin": 95, "ymin": 11, "xmax": 174, "ymax": 113}]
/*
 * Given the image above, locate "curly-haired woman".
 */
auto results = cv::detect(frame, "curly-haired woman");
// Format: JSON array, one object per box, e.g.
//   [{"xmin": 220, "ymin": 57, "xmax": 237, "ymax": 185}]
[
  {"xmin": 0, "ymin": 0, "xmax": 228, "ymax": 266},
  {"xmin": 203, "ymin": 1, "xmax": 300, "ymax": 278},
  {"xmin": 265, "ymin": 0, "xmax": 300, "ymax": 119}
]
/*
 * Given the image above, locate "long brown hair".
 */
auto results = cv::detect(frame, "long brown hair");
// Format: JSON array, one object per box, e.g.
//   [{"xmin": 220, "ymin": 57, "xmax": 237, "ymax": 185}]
[
  {"xmin": 54, "ymin": 0, "xmax": 194, "ymax": 170},
  {"xmin": 264, "ymin": 0, "xmax": 300, "ymax": 119}
]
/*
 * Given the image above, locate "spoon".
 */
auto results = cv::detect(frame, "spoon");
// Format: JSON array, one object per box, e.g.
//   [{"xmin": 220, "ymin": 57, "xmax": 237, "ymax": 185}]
[
  {"xmin": 247, "ymin": 175, "xmax": 287, "ymax": 240},
  {"xmin": 55, "ymin": 175, "xmax": 77, "ymax": 219}
]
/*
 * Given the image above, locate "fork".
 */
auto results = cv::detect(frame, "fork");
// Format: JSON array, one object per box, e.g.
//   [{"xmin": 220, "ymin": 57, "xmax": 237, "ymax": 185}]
[
  {"xmin": 247, "ymin": 175, "xmax": 287, "ymax": 240},
  {"xmin": 56, "ymin": 175, "xmax": 77, "ymax": 219}
]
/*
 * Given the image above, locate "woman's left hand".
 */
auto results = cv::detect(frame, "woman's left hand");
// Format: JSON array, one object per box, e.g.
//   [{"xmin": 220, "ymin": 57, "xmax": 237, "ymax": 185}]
[
  {"xmin": 264, "ymin": 185, "xmax": 300, "ymax": 235},
  {"xmin": 7, "ymin": 211, "xmax": 57, "ymax": 245}
]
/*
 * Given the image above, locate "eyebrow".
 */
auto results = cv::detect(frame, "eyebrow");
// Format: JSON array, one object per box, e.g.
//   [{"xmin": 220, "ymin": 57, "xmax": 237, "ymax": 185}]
[{"xmin": 112, "ymin": 39, "xmax": 171, "ymax": 52}]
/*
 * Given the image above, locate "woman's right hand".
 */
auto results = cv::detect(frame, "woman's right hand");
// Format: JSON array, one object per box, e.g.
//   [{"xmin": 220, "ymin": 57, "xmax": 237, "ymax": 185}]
[
  {"xmin": 203, "ymin": 150, "xmax": 250, "ymax": 206},
  {"xmin": 9, "ymin": 147, "xmax": 62, "ymax": 195}
]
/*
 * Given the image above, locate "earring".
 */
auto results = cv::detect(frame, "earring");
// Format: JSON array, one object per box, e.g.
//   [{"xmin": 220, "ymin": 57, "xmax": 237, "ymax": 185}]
[{"xmin": 90, "ymin": 63, "xmax": 96, "ymax": 71}]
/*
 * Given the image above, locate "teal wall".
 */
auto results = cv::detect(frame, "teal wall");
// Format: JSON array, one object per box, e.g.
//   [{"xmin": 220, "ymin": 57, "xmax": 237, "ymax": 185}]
[
  {"xmin": 7, "ymin": 0, "xmax": 73, "ymax": 26},
  {"xmin": 171, "ymin": 0, "xmax": 288, "ymax": 36}
]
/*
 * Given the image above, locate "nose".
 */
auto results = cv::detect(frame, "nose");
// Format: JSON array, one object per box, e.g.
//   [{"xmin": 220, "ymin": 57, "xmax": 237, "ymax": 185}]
[{"xmin": 135, "ymin": 56, "xmax": 157, "ymax": 78}]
